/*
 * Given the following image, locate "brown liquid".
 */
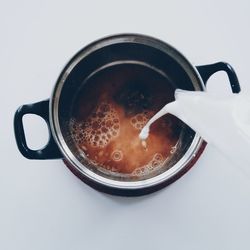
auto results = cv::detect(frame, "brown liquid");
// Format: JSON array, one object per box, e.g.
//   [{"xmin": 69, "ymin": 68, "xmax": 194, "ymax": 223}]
[{"xmin": 69, "ymin": 64, "xmax": 182, "ymax": 177}]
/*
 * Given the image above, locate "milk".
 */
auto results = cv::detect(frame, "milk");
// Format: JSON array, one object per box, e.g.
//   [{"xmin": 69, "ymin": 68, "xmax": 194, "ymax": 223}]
[{"xmin": 140, "ymin": 89, "xmax": 250, "ymax": 174}]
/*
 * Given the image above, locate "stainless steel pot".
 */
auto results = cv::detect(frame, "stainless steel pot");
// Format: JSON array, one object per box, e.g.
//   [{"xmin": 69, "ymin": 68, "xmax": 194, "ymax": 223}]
[{"xmin": 14, "ymin": 34, "xmax": 240, "ymax": 196}]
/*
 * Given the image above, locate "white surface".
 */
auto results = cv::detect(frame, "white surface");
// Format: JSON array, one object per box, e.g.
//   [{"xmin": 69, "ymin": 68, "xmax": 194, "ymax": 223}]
[{"xmin": 1, "ymin": 1, "xmax": 250, "ymax": 249}]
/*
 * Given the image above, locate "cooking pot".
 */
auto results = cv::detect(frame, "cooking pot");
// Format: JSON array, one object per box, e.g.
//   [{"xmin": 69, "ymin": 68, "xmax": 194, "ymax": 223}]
[{"xmin": 14, "ymin": 34, "xmax": 240, "ymax": 196}]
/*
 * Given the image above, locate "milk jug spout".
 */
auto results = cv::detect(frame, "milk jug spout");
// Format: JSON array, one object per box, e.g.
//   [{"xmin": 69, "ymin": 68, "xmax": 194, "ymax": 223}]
[{"xmin": 140, "ymin": 89, "xmax": 250, "ymax": 170}]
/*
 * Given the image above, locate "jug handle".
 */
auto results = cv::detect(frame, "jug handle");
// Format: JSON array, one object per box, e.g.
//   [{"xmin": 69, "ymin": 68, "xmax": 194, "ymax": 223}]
[
  {"xmin": 196, "ymin": 62, "xmax": 241, "ymax": 93},
  {"xmin": 14, "ymin": 99, "xmax": 63, "ymax": 159}
]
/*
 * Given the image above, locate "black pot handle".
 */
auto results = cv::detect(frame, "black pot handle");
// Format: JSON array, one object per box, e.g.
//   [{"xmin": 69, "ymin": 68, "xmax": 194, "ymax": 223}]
[
  {"xmin": 196, "ymin": 62, "xmax": 241, "ymax": 93},
  {"xmin": 14, "ymin": 99, "xmax": 63, "ymax": 159}
]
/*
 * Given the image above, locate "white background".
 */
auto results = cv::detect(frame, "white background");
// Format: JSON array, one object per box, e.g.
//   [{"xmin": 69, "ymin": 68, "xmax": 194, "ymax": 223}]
[{"xmin": 1, "ymin": 1, "xmax": 250, "ymax": 249}]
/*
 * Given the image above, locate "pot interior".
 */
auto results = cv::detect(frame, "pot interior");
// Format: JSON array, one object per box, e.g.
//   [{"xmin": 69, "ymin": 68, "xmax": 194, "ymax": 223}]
[{"xmin": 55, "ymin": 36, "xmax": 203, "ymax": 182}]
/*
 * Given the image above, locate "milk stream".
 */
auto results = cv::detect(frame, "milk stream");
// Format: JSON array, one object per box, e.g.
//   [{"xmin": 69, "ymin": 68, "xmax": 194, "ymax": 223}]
[{"xmin": 139, "ymin": 89, "xmax": 250, "ymax": 176}]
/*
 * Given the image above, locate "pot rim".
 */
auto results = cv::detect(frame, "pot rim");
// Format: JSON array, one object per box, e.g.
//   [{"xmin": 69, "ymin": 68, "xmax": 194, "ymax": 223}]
[{"xmin": 49, "ymin": 33, "xmax": 205, "ymax": 190}]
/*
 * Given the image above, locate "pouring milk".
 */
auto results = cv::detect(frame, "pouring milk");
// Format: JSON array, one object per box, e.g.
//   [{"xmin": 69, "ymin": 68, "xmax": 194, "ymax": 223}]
[{"xmin": 139, "ymin": 89, "xmax": 250, "ymax": 174}]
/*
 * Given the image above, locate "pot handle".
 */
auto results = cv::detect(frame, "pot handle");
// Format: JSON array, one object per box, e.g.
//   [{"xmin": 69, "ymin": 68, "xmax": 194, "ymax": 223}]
[
  {"xmin": 196, "ymin": 62, "xmax": 241, "ymax": 93},
  {"xmin": 14, "ymin": 99, "xmax": 63, "ymax": 159}
]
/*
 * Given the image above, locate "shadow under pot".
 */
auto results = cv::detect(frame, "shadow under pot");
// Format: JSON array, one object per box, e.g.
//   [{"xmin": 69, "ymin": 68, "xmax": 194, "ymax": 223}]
[{"xmin": 14, "ymin": 34, "xmax": 240, "ymax": 196}]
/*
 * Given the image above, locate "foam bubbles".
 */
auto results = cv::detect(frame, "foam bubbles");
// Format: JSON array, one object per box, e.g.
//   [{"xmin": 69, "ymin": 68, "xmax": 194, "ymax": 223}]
[
  {"xmin": 131, "ymin": 153, "xmax": 164, "ymax": 176},
  {"xmin": 69, "ymin": 102, "xmax": 120, "ymax": 148},
  {"xmin": 130, "ymin": 111, "xmax": 153, "ymax": 130},
  {"xmin": 111, "ymin": 150, "xmax": 123, "ymax": 161}
]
